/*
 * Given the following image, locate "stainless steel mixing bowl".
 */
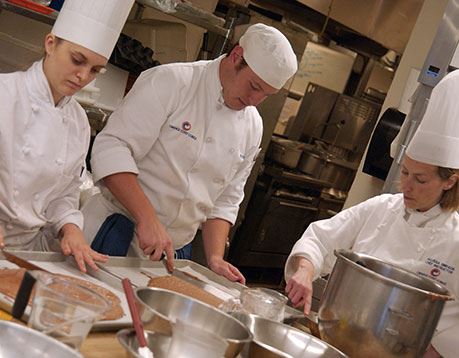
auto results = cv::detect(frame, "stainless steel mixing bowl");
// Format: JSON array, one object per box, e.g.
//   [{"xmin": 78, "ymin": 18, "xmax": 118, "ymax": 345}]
[
  {"xmin": 117, "ymin": 328, "xmax": 171, "ymax": 358},
  {"xmin": 0, "ymin": 321, "xmax": 83, "ymax": 358},
  {"xmin": 135, "ymin": 287, "xmax": 252, "ymax": 357},
  {"xmin": 233, "ymin": 312, "xmax": 347, "ymax": 357}
]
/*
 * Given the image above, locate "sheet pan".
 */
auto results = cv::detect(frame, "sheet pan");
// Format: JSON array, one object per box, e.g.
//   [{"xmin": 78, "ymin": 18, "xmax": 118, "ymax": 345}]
[
  {"xmin": 0, "ymin": 251, "xmax": 131, "ymax": 331},
  {"xmin": 93, "ymin": 257, "xmax": 302, "ymax": 319}
]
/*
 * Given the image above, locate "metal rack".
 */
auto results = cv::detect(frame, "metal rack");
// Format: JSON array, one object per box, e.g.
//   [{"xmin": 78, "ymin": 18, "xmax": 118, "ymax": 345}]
[
  {"xmin": 0, "ymin": 0, "xmax": 230, "ymax": 37},
  {"xmin": 0, "ymin": 0, "xmax": 233, "ymax": 125},
  {"xmin": 0, "ymin": 0, "xmax": 57, "ymax": 24}
]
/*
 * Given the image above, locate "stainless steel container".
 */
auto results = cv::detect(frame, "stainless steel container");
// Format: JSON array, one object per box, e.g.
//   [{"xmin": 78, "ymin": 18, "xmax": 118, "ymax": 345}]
[
  {"xmin": 0, "ymin": 321, "xmax": 82, "ymax": 358},
  {"xmin": 233, "ymin": 312, "xmax": 347, "ymax": 357},
  {"xmin": 299, "ymin": 150, "xmax": 356, "ymax": 191},
  {"xmin": 134, "ymin": 287, "xmax": 252, "ymax": 358},
  {"xmin": 269, "ymin": 138, "xmax": 305, "ymax": 169},
  {"xmin": 298, "ymin": 150, "xmax": 323, "ymax": 177},
  {"xmin": 117, "ymin": 329, "xmax": 171, "ymax": 358},
  {"xmin": 320, "ymin": 158, "xmax": 355, "ymax": 191},
  {"xmin": 318, "ymin": 250, "xmax": 454, "ymax": 358}
]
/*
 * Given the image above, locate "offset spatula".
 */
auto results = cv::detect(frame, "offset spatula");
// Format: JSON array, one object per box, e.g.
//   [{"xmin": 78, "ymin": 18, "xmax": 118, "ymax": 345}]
[{"xmin": 1, "ymin": 249, "xmax": 48, "ymax": 272}]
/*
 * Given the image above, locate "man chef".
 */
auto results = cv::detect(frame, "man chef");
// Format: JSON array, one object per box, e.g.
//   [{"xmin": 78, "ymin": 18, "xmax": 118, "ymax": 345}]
[
  {"xmin": 82, "ymin": 23, "xmax": 298, "ymax": 282},
  {"xmin": 285, "ymin": 70, "xmax": 459, "ymax": 357},
  {"xmin": 0, "ymin": 0, "xmax": 134, "ymax": 272}
]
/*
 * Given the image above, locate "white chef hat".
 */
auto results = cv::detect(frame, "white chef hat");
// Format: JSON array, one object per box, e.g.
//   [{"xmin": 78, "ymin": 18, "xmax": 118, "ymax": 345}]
[
  {"xmin": 239, "ymin": 23, "xmax": 297, "ymax": 89},
  {"xmin": 52, "ymin": 0, "xmax": 134, "ymax": 59},
  {"xmin": 406, "ymin": 70, "xmax": 459, "ymax": 168}
]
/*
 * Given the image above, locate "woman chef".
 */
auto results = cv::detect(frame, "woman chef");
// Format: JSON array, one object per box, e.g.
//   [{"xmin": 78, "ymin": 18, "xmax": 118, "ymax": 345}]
[
  {"xmin": 284, "ymin": 71, "xmax": 459, "ymax": 357},
  {"xmin": 0, "ymin": 0, "xmax": 134, "ymax": 272}
]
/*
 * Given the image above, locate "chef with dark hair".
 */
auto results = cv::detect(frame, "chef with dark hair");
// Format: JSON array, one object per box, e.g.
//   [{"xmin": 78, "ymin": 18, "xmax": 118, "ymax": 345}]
[{"xmin": 82, "ymin": 23, "xmax": 298, "ymax": 282}]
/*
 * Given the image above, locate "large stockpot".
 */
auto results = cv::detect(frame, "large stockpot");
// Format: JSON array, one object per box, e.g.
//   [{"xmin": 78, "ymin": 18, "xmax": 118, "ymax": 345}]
[
  {"xmin": 318, "ymin": 250, "xmax": 454, "ymax": 358},
  {"xmin": 134, "ymin": 287, "xmax": 252, "ymax": 358}
]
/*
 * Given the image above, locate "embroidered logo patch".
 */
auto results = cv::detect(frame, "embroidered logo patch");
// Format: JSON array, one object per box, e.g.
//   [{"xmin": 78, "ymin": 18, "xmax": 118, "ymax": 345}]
[
  {"xmin": 169, "ymin": 124, "xmax": 197, "ymax": 140},
  {"xmin": 418, "ymin": 257, "xmax": 456, "ymax": 285},
  {"xmin": 430, "ymin": 268, "xmax": 441, "ymax": 277},
  {"xmin": 182, "ymin": 121, "xmax": 191, "ymax": 131}
]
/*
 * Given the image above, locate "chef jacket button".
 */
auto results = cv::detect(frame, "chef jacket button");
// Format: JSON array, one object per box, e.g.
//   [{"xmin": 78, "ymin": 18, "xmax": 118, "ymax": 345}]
[
  {"xmin": 33, "ymin": 193, "xmax": 40, "ymax": 201},
  {"xmin": 62, "ymin": 115, "xmax": 68, "ymax": 123},
  {"xmin": 31, "ymin": 104, "xmax": 39, "ymax": 113},
  {"xmin": 417, "ymin": 246, "xmax": 423, "ymax": 253},
  {"xmin": 205, "ymin": 137, "xmax": 213, "ymax": 143},
  {"xmin": 198, "ymin": 204, "xmax": 206, "ymax": 211},
  {"xmin": 213, "ymin": 178, "xmax": 223, "ymax": 184},
  {"xmin": 6, "ymin": 224, "xmax": 13, "ymax": 230},
  {"xmin": 229, "ymin": 148, "xmax": 235, "ymax": 154},
  {"xmin": 13, "ymin": 190, "xmax": 19, "ymax": 197},
  {"xmin": 216, "ymin": 104, "xmax": 223, "ymax": 110},
  {"xmin": 22, "ymin": 147, "xmax": 31, "ymax": 155},
  {"xmin": 190, "ymin": 168, "xmax": 198, "ymax": 174},
  {"xmin": 55, "ymin": 159, "xmax": 64, "ymax": 166}
]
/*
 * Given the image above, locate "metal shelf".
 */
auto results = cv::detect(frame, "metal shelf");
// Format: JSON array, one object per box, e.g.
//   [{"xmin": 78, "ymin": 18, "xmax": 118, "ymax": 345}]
[
  {"xmin": 0, "ymin": 0, "xmax": 229, "ymax": 37},
  {"xmin": 136, "ymin": 0, "xmax": 230, "ymax": 37},
  {"xmin": 0, "ymin": 0, "xmax": 57, "ymax": 25}
]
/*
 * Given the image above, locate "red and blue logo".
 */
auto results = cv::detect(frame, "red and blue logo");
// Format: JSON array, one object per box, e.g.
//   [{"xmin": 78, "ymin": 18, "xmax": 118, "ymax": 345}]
[
  {"xmin": 430, "ymin": 268, "xmax": 441, "ymax": 277},
  {"xmin": 182, "ymin": 121, "xmax": 192, "ymax": 131}
]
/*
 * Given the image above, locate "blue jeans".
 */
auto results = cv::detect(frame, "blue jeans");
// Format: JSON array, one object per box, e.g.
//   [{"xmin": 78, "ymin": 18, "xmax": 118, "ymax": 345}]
[
  {"xmin": 174, "ymin": 242, "xmax": 192, "ymax": 259},
  {"xmin": 93, "ymin": 213, "xmax": 193, "ymax": 259}
]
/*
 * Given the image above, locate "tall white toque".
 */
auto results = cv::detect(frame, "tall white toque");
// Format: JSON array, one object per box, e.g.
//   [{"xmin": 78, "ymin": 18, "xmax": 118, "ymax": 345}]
[
  {"xmin": 52, "ymin": 0, "xmax": 135, "ymax": 59},
  {"xmin": 239, "ymin": 23, "xmax": 298, "ymax": 90},
  {"xmin": 407, "ymin": 70, "xmax": 459, "ymax": 169}
]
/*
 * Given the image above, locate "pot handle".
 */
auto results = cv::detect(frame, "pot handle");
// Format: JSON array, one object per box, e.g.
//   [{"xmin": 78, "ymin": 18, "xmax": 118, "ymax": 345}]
[
  {"xmin": 12, "ymin": 270, "xmax": 36, "ymax": 319},
  {"xmin": 284, "ymin": 311, "xmax": 321, "ymax": 338}
]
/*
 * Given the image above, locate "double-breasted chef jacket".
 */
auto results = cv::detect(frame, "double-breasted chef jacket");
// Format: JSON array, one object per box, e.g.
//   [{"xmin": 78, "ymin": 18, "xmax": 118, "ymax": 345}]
[
  {"xmin": 0, "ymin": 60, "xmax": 89, "ymax": 250},
  {"xmin": 285, "ymin": 193, "xmax": 459, "ymax": 357},
  {"xmin": 83, "ymin": 55, "xmax": 263, "ymax": 251}
]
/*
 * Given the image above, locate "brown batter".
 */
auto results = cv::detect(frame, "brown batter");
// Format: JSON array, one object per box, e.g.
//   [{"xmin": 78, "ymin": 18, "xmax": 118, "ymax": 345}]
[
  {"xmin": 148, "ymin": 275, "xmax": 223, "ymax": 307},
  {"xmin": 0, "ymin": 268, "xmax": 123, "ymax": 320}
]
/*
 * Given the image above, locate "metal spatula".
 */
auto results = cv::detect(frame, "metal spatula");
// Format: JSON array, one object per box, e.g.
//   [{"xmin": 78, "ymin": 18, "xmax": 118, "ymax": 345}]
[{"xmin": 122, "ymin": 278, "xmax": 153, "ymax": 358}]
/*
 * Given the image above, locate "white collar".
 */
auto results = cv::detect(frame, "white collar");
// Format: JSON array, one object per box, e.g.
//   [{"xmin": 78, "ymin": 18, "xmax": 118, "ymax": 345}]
[
  {"xmin": 404, "ymin": 204, "xmax": 443, "ymax": 227},
  {"xmin": 208, "ymin": 55, "xmax": 246, "ymax": 113},
  {"xmin": 25, "ymin": 60, "xmax": 72, "ymax": 109}
]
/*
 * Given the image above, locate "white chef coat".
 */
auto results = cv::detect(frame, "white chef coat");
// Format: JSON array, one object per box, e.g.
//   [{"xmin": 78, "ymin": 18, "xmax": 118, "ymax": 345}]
[
  {"xmin": 84, "ymin": 55, "xmax": 263, "ymax": 250},
  {"xmin": 0, "ymin": 60, "xmax": 89, "ymax": 250},
  {"xmin": 285, "ymin": 193, "xmax": 459, "ymax": 357}
]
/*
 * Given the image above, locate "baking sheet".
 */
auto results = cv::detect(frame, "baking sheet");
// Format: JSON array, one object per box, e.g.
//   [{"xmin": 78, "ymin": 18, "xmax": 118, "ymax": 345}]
[
  {"xmin": 0, "ymin": 251, "xmax": 130, "ymax": 331},
  {"xmin": 93, "ymin": 257, "xmax": 302, "ymax": 319},
  {"xmin": 94, "ymin": 258, "xmax": 241, "ymax": 302}
]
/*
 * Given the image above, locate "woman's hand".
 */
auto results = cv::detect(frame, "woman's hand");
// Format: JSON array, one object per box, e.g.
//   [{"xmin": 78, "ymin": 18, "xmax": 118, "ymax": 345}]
[
  {"xmin": 60, "ymin": 223, "xmax": 108, "ymax": 272},
  {"xmin": 285, "ymin": 257, "xmax": 315, "ymax": 314}
]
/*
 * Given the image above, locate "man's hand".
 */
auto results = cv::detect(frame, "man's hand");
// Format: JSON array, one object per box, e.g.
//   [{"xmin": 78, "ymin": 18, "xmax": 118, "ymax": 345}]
[
  {"xmin": 136, "ymin": 216, "xmax": 174, "ymax": 270},
  {"xmin": 102, "ymin": 172, "xmax": 174, "ymax": 271},
  {"xmin": 208, "ymin": 256, "xmax": 246, "ymax": 284},
  {"xmin": 60, "ymin": 223, "xmax": 108, "ymax": 273},
  {"xmin": 285, "ymin": 257, "xmax": 315, "ymax": 314}
]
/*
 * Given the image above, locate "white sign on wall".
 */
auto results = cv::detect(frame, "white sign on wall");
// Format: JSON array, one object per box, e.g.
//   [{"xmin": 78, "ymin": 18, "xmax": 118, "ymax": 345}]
[{"xmin": 290, "ymin": 42, "xmax": 356, "ymax": 95}]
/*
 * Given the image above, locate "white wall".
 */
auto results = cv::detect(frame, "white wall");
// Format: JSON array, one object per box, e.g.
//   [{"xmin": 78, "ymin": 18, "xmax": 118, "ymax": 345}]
[{"xmin": 343, "ymin": 0, "xmax": 449, "ymax": 209}]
